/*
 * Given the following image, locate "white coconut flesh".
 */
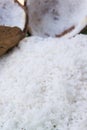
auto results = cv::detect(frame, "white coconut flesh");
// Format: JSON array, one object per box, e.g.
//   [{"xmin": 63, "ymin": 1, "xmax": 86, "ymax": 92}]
[
  {"xmin": 27, "ymin": 0, "xmax": 87, "ymax": 37},
  {"xmin": 0, "ymin": 0, "xmax": 26, "ymax": 31}
]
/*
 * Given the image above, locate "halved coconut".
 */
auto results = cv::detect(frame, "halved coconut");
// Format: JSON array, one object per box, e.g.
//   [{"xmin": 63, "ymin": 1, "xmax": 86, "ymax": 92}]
[
  {"xmin": 27, "ymin": 0, "xmax": 87, "ymax": 37},
  {"xmin": 0, "ymin": 0, "xmax": 26, "ymax": 31}
]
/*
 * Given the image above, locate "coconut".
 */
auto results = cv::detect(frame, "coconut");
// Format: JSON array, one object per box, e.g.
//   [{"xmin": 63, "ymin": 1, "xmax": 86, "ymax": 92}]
[
  {"xmin": 27, "ymin": 0, "xmax": 87, "ymax": 37},
  {"xmin": 0, "ymin": 0, "xmax": 27, "ymax": 56},
  {"xmin": 0, "ymin": 0, "xmax": 26, "ymax": 31}
]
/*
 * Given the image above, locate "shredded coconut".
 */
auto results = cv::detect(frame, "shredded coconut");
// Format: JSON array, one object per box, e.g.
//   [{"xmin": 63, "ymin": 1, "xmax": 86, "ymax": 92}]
[{"xmin": 0, "ymin": 35, "xmax": 87, "ymax": 130}]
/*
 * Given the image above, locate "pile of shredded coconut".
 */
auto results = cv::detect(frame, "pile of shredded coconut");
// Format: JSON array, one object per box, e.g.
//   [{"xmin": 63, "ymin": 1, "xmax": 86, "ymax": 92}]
[{"xmin": 0, "ymin": 35, "xmax": 87, "ymax": 130}]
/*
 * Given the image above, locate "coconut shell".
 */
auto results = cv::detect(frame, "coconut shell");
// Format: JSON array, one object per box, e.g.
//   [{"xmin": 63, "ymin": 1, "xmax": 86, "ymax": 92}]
[{"xmin": 0, "ymin": 26, "xmax": 24, "ymax": 57}]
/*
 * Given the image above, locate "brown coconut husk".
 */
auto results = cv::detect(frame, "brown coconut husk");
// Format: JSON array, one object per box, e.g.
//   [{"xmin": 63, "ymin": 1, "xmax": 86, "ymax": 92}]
[{"xmin": 0, "ymin": 26, "xmax": 25, "ymax": 57}]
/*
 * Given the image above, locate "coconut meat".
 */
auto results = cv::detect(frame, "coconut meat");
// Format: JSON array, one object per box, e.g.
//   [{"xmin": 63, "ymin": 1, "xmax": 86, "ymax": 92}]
[
  {"xmin": 27, "ymin": 0, "xmax": 87, "ymax": 37},
  {"xmin": 0, "ymin": 0, "xmax": 26, "ymax": 31}
]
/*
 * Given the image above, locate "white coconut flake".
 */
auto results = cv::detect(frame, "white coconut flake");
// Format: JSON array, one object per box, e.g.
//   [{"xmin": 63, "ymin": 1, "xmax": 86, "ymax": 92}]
[
  {"xmin": 0, "ymin": 35, "xmax": 87, "ymax": 130},
  {"xmin": 27, "ymin": 0, "xmax": 87, "ymax": 37},
  {"xmin": 0, "ymin": 0, "xmax": 26, "ymax": 30}
]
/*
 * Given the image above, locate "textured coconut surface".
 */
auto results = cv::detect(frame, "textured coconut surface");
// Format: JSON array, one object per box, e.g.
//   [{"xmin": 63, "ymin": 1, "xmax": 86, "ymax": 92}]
[
  {"xmin": 28, "ymin": 0, "xmax": 87, "ymax": 37},
  {"xmin": 0, "ymin": 26, "xmax": 24, "ymax": 56},
  {"xmin": 0, "ymin": 35, "xmax": 87, "ymax": 130},
  {"xmin": 0, "ymin": 0, "xmax": 26, "ymax": 30}
]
